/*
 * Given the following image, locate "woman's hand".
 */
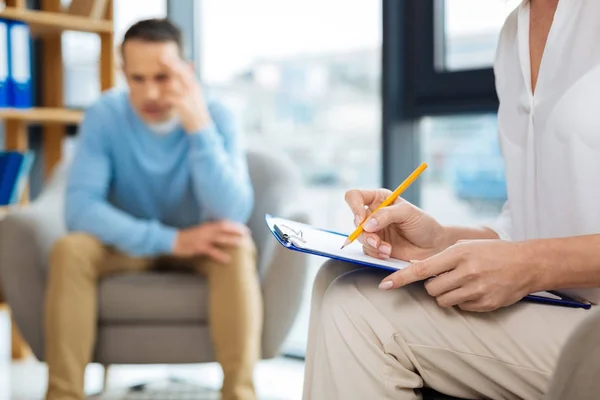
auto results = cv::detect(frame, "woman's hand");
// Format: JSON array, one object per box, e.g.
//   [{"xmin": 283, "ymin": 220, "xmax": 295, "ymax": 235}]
[
  {"xmin": 344, "ymin": 189, "xmax": 448, "ymax": 261},
  {"xmin": 379, "ymin": 239, "xmax": 536, "ymax": 312}
]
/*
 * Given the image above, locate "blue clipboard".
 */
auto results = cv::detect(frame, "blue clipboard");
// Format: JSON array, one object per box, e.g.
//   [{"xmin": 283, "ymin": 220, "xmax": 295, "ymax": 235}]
[
  {"xmin": 523, "ymin": 292, "xmax": 591, "ymax": 309},
  {"xmin": 265, "ymin": 214, "xmax": 592, "ymax": 310},
  {"xmin": 266, "ymin": 214, "xmax": 407, "ymax": 272}
]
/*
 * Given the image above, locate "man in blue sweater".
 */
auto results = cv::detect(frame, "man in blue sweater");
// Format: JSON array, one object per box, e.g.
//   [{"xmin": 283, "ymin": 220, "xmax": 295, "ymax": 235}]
[{"xmin": 44, "ymin": 19, "xmax": 261, "ymax": 400}]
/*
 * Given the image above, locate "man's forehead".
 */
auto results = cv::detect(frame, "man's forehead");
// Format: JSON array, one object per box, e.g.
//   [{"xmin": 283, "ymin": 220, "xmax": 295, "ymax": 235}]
[{"xmin": 122, "ymin": 40, "xmax": 179, "ymax": 66}]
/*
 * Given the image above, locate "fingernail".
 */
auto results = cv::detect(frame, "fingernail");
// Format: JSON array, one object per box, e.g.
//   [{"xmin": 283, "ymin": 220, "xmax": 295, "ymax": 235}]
[
  {"xmin": 410, "ymin": 260, "xmax": 419, "ymax": 263},
  {"xmin": 363, "ymin": 218, "xmax": 378, "ymax": 231},
  {"xmin": 354, "ymin": 214, "xmax": 362, "ymax": 227},
  {"xmin": 367, "ymin": 238, "xmax": 377, "ymax": 248},
  {"xmin": 379, "ymin": 252, "xmax": 390, "ymax": 259},
  {"xmin": 379, "ymin": 280, "xmax": 393, "ymax": 290},
  {"xmin": 379, "ymin": 245, "xmax": 391, "ymax": 255}
]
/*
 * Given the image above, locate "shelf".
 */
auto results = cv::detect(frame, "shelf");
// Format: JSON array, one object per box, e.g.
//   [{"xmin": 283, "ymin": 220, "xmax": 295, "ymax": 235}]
[
  {"xmin": 0, "ymin": 107, "xmax": 83, "ymax": 124},
  {"xmin": 0, "ymin": 6, "xmax": 113, "ymax": 34}
]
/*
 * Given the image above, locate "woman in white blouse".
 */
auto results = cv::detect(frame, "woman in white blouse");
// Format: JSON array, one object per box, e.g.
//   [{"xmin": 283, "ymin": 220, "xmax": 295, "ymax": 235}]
[{"xmin": 303, "ymin": 1, "xmax": 600, "ymax": 399}]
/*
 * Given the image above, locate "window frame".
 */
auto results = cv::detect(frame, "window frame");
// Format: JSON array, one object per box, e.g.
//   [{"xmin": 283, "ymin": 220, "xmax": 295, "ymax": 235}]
[
  {"xmin": 410, "ymin": 0, "xmax": 499, "ymax": 116},
  {"xmin": 382, "ymin": 0, "xmax": 500, "ymax": 204}
]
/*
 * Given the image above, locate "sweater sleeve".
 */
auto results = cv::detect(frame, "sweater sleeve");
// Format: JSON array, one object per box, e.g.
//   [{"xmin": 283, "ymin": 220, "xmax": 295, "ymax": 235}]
[
  {"xmin": 65, "ymin": 102, "xmax": 178, "ymax": 257},
  {"xmin": 187, "ymin": 100, "xmax": 254, "ymax": 223}
]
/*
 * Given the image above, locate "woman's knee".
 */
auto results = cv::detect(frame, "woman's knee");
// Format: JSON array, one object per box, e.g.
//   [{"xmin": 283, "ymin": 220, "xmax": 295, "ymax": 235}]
[
  {"xmin": 313, "ymin": 260, "xmax": 364, "ymax": 295},
  {"xmin": 321, "ymin": 267, "xmax": 428, "ymax": 324},
  {"xmin": 322, "ymin": 268, "xmax": 384, "ymax": 304}
]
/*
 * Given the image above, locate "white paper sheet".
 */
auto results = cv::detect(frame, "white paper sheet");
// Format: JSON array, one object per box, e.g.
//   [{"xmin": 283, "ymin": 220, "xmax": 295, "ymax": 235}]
[{"xmin": 267, "ymin": 216, "xmax": 410, "ymax": 270}]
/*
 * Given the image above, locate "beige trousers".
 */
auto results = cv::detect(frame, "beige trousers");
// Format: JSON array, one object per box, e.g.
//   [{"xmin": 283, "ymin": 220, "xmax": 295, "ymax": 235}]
[
  {"xmin": 303, "ymin": 261, "xmax": 590, "ymax": 400},
  {"xmin": 44, "ymin": 232, "xmax": 262, "ymax": 400}
]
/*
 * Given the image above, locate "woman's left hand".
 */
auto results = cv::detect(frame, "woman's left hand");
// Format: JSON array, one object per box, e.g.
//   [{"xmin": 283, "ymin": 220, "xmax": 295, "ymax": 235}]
[{"xmin": 379, "ymin": 239, "xmax": 537, "ymax": 312}]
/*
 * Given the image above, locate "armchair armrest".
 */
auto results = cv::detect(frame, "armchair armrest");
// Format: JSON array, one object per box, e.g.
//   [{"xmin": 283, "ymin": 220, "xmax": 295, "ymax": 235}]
[
  {"xmin": 243, "ymin": 148, "xmax": 312, "ymax": 357},
  {"xmin": 0, "ymin": 172, "xmax": 67, "ymax": 360}
]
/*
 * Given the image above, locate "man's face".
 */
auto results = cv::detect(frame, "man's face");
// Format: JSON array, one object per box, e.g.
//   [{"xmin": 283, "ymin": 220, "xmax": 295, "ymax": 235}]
[{"xmin": 121, "ymin": 39, "xmax": 182, "ymax": 123}]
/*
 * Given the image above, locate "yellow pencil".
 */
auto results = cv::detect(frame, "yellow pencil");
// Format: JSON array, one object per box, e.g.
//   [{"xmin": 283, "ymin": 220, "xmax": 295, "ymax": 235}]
[{"xmin": 340, "ymin": 162, "xmax": 428, "ymax": 249}]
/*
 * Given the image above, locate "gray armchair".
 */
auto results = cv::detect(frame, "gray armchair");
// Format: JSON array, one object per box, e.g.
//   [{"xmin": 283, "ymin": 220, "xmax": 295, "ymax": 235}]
[{"xmin": 0, "ymin": 148, "xmax": 310, "ymax": 366}]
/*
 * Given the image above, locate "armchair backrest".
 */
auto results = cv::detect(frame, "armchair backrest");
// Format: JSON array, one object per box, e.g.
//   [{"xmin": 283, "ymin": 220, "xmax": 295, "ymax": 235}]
[{"xmin": 244, "ymin": 148, "xmax": 303, "ymax": 265}]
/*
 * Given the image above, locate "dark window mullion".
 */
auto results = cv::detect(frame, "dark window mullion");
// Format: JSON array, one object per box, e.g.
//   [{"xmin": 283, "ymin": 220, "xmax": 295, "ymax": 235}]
[{"xmin": 410, "ymin": 0, "xmax": 499, "ymax": 117}]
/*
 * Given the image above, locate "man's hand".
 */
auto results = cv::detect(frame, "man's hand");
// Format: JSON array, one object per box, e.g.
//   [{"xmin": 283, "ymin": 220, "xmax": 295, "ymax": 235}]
[
  {"xmin": 173, "ymin": 221, "xmax": 250, "ymax": 263},
  {"xmin": 379, "ymin": 239, "xmax": 538, "ymax": 312},
  {"xmin": 160, "ymin": 55, "xmax": 211, "ymax": 133}
]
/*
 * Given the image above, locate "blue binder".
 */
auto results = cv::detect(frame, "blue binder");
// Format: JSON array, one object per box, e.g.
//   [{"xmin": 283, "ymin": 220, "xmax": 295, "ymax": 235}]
[
  {"xmin": 8, "ymin": 151, "xmax": 33, "ymax": 204},
  {"xmin": 0, "ymin": 19, "xmax": 9, "ymax": 107},
  {"xmin": 0, "ymin": 154, "xmax": 7, "ymax": 189},
  {"xmin": 0, "ymin": 151, "xmax": 24, "ymax": 205},
  {"xmin": 7, "ymin": 20, "xmax": 32, "ymax": 108}
]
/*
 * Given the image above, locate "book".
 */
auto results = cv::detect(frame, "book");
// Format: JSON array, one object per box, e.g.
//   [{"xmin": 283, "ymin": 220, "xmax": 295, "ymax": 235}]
[
  {"xmin": 0, "ymin": 151, "xmax": 34, "ymax": 206},
  {"xmin": 0, "ymin": 19, "xmax": 9, "ymax": 107},
  {"xmin": 9, "ymin": 151, "xmax": 34, "ymax": 204},
  {"xmin": 7, "ymin": 20, "xmax": 32, "ymax": 108},
  {"xmin": 0, "ymin": 152, "xmax": 23, "ymax": 205}
]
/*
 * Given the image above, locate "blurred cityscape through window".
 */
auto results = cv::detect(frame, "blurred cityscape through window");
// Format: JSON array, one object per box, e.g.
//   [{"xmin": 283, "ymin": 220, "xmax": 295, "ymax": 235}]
[
  {"xmin": 420, "ymin": 114, "xmax": 507, "ymax": 228},
  {"xmin": 442, "ymin": 0, "xmax": 522, "ymax": 70},
  {"xmin": 199, "ymin": 0, "xmax": 382, "ymax": 355}
]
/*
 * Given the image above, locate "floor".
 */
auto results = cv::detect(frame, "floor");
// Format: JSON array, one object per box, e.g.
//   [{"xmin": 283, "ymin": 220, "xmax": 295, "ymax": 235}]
[{"xmin": 0, "ymin": 310, "xmax": 306, "ymax": 400}]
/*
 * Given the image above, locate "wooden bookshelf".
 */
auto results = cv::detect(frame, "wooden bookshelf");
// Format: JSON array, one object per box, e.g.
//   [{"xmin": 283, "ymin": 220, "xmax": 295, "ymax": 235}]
[
  {"xmin": 0, "ymin": 6, "xmax": 113, "ymax": 34},
  {"xmin": 0, "ymin": 0, "xmax": 114, "ymax": 176},
  {"xmin": 0, "ymin": 107, "xmax": 83, "ymax": 123},
  {"xmin": 0, "ymin": 0, "xmax": 115, "ymax": 360}
]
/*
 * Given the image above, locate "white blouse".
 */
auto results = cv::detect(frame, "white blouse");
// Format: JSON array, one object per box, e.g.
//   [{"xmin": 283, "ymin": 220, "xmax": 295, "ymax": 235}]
[{"xmin": 490, "ymin": 0, "xmax": 600, "ymax": 302}]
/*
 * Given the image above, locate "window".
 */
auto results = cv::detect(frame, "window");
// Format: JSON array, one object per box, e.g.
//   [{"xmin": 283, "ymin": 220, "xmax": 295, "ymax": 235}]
[
  {"xmin": 419, "ymin": 114, "xmax": 506, "ymax": 226},
  {"xmin": 417, "ymin": 0, "xmax": 514, "ymax": 218},
  {"xmin": 382, "ymin": 0, "xmax": 516, "ymax": 204},
  {"xmin": 198, "ymin": 0, "xmax": 382, "ymax": 356},
  {"xmin": 404, "ymin": 1, "xmax": 503, "ymax": 118},
  {"xmin": 441, "ymin": 0, "xmax": 521, "ymax": 71}
]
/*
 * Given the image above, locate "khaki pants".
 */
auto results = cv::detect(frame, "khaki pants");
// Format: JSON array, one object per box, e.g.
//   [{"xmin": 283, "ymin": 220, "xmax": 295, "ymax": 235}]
[
  {"xmin": 303, "ymin": 261, "xmax": 590, "ymax": 400},
  {"xmin": 44, "ymin": 232, "xmax": 262, "ymax": 400}
]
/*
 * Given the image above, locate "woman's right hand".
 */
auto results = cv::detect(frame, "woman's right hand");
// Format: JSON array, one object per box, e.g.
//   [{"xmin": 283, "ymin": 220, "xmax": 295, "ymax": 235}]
[{"xmin": 344, "ymin": 189, "xmax": 449, "ymax": 262}]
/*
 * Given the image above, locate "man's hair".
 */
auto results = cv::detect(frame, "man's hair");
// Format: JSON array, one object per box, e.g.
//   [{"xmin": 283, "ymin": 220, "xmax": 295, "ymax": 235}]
[{"xmin": 121, "ymin": 18, "xmax": 185, "ymax": 58}]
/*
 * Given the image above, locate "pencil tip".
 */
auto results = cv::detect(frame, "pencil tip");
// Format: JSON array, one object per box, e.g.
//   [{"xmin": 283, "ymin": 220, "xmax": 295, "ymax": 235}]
[{"xmin": 340, "ymin": 239, "xmax": 350, "ymax": 250}]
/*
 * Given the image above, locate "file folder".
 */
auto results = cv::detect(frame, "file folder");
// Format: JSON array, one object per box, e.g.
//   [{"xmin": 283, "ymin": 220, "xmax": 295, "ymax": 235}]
[
  {"xmin": 8, "ymin": 21, "xmax": 32, "ymax": 108},
  {"xmin": 8, "ymin": 151, "xmax": 34, "ymax": 204},
  {"xmin": 0, "ymin": 151, "xmax": 24, "ymax": 205},
  {"xmin": 0, "ymin": 19, "xmax": 9, "ymax": 107}
]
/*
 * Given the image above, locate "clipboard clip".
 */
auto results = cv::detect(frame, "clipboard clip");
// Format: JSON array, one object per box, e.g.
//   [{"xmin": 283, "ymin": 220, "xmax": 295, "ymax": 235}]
[{"xmin": 274, "ymin": 223, "xmax": 306, "ymax": 246}]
